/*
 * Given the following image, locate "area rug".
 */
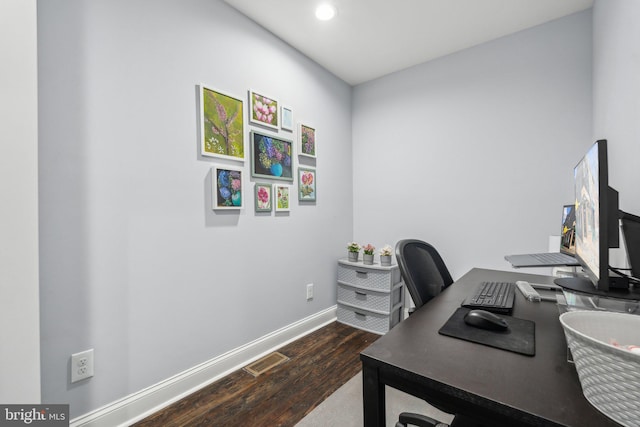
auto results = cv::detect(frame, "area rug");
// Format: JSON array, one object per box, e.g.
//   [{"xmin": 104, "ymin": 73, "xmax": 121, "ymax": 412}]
[{"xmin": 295, "ymin": 372, "xmax": 454, "ymax": 426}]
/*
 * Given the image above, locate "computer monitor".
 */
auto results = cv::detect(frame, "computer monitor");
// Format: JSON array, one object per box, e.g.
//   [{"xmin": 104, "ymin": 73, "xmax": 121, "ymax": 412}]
[
  {"xmin": 560, "ymin": 204, "xmax": 576, "ymax": 254},
  {"xmin": 573, "ymin": 139, "xmax": 620, "ymax": 291},
  {"xmin": 620, "ymin": 210, "xmax": 640, "ymax": 279},
  {"xmin": 556, "ymin": 139, "xmax": 640, "ymax": 300}
]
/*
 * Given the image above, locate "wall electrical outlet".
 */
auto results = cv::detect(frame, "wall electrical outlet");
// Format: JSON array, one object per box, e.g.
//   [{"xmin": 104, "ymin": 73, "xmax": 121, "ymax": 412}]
[
  {"xmin": 306, "ymin": 283, "xmax": 314, "ymax": 300},
  {"xmin": 71, "ymin": 349, "xmax": 94, "ymax": 383}
]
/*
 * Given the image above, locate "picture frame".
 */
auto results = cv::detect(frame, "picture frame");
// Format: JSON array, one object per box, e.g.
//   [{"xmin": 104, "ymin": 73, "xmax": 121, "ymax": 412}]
[
  {"xmin": 250, "ymin": 131, "xmax": 294, "ymax": 181},
  {"xmin": 299, "ymin": 123, "xmax": 316, "ymax": 158},
  {"xmin": 199, "ymin": 85, "xmax": 245, "ymax": 161},
  {"xmin": 249, "ymin": 89, "xmax": 279, "ymax": 130},
  {"xmin": 212, "ymin": 166, "xmax": 243, "ymax": 210},
  {"xmin": 274, "ymin": 184, "xmax": 291, "ymax": 212},
  {"xmin": 254, "ymin": 183, "xmax": 272, "ymax": 212},
  {"xmin": 280, "ymin": 105, "xmax": 293, "ymax": 131},
  {"xmin": 298, "ymin": 167, "xmax": 316, "ymax": 201}
]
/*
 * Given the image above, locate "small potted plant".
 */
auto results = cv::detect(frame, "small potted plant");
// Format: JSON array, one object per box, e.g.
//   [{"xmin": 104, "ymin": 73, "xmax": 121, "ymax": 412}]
[
  {"xmin": 347, "ymin": 242, "xmax": 361, "ymax": 262},
  {"xmin": 362, "ymin": 244, "xmax": 375, "ymax": 265},
  {"xmin": 379, "ymin": 245, "xmax": 393, "ymax": 266}
]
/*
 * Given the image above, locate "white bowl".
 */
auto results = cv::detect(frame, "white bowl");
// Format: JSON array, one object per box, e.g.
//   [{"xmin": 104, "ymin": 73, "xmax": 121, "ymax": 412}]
[{"xmin": 560, "ymin": 310, "xmax": 640, "ymax": 427}]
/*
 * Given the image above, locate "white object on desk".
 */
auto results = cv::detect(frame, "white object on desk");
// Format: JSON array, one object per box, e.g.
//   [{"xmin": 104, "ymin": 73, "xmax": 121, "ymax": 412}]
[
  {"xmin": 516, "ymin": 281, "xmax": 541, "ymax": 301},
  {"xmin": 529, "ymin": 282, "xmax": 562, "ymax": 291},
  {"xmin": 516, "ymin": 280, "xmax": 560, "ymax": 302}
]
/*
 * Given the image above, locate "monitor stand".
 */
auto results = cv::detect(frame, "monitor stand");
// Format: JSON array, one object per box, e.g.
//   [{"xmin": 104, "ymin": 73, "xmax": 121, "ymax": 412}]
[{"xmin": 555, "ymin": 276, "xmax": 640, "ymax": 301}]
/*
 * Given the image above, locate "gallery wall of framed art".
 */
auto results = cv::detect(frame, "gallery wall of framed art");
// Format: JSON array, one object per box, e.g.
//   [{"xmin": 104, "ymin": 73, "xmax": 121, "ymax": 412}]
[{"xmin": 198, "ymin": 84, "xmax": 318, "ymax": 215}]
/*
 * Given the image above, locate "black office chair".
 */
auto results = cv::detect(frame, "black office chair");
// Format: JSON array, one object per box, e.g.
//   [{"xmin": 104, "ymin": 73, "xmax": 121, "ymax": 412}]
[
  {"xmin": 395, "ymin": 239, "xmax": 486, "ymax": 427},
  {"xmin": 395, "ymin": 239, "xmax": 453, "ymax": 312}
]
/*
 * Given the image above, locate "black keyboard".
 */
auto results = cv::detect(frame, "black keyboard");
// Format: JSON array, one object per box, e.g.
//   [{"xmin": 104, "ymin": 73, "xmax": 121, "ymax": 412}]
[{"xmin": 462, "ymin": 281, "xmax": 516, "ymax": 314}]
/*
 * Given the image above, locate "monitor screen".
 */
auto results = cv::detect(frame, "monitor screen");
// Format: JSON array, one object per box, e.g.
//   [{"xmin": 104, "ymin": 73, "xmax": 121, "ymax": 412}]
[
  {"xmin": 560, "ymin": 204, "xmax": 576, "ymax": 255},
  {"xmin": 573, "ymin": 139, "xmax": 619, "ymax": 291}
]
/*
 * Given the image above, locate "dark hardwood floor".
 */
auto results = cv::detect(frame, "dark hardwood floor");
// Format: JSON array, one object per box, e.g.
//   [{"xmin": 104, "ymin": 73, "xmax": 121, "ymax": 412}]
[{"xmin": 133, "ymin": 321, "xmax": 379, "ymax": 427}]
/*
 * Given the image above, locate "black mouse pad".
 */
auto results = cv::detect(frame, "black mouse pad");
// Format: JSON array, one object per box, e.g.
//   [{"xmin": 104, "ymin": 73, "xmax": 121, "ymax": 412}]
[{"xmin": 438, "ymin": 307, "xmax": 535, "ymax": 356}]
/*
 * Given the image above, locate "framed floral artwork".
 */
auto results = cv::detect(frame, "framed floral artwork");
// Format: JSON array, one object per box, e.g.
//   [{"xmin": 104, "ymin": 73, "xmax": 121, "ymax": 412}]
[
  {"xmin": 280, "ymin": 105, "xmax": 293, "ymax": 131},
  {"xmin": 299, "ymin": 123, "xmax": 316, "ymax": 158},
  {"xmin": 274, "ymin": 184, "xmax": 291, "ymax": 212},
  {"xmin": 254, "ymin": 183, "xmax": 272, "ymax": 212},
  {"xmin": 199, "ymin": 85, "xmax": 244, "ymax": 161},
  {"xmin": 212, "ymin": 166, "xmax": 243, "ymax": 210},
  {"xmin": 249, "ymin": 89, "xmax": 279, "ymax": 130},
  {"xmin": 250, "ymin": 131, "xmax": 294, "ymax": 182},
  {"xmin": 298, "ymin": 167, "xmax": 316, "ymax": 201}
]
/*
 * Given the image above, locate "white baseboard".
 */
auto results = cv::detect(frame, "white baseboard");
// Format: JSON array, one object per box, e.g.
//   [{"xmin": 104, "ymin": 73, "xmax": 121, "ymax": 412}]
[{"xmin": 70, "ymin": 306, "xmax": 337, "ymax": 427}]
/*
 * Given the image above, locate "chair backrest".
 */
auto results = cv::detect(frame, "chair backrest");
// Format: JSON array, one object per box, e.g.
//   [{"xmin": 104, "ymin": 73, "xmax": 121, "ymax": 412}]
[{"xmin": 395, "ymin": 239, "xmax": 454, "ymax": 310}]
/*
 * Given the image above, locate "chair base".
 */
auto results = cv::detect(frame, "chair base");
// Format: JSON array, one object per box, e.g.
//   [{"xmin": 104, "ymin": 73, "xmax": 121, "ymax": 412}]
[
  {"xmin": 396, "ymin": 412, "xmax": 489, "ymax": 427},
  {"xmin": 396, "ymin": 412, "xmax": 449, "ymax": 427}
]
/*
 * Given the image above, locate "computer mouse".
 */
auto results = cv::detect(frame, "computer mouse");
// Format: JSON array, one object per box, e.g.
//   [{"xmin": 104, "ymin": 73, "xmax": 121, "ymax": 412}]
[{"xmin": 464, "ymin": 309, "xmax": 509, "ymax": 331}]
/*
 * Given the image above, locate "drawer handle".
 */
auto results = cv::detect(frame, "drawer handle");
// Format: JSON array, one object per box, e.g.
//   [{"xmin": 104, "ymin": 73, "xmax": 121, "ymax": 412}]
[
  {"xmin": 355, "ymin": 312, "xmax": 367, "ymax": 320},
  {"xmin": 356, "ymin": 271, "xmax": 368, "ymax": 277},
  {"xmin": 355, "ymin": 291, "xmax": 367, "ymax": 300}
]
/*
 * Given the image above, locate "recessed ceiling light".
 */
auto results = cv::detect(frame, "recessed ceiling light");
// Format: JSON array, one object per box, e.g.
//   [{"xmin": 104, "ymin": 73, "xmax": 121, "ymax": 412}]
[{"xmin": 315, "ymin": 3, "xmax": 337, "ymax": 21}]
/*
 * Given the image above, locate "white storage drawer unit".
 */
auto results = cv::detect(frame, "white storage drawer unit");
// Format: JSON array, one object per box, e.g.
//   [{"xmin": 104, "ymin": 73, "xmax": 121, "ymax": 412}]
[{"xmin": 336, "ymin": 259, "xmax": 404, "ymax": 334}]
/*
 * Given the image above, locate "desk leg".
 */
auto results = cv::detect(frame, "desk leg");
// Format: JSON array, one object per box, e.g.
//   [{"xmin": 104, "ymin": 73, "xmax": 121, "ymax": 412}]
[{"xmin": 362, "ymin": 364, "xmax": 385, "ymax": 427}]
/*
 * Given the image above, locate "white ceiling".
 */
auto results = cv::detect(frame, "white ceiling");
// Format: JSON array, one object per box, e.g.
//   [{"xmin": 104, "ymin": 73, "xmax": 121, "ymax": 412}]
[{"xmin": 223, "ymin": 0, "xmax": 594, "ymax": 85}]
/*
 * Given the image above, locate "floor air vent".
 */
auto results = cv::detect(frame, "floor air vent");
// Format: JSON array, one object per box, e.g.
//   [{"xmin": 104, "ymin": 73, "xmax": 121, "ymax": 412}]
[{"xmin": 244, "ymin": 352, "xmax": 289, "ymax": 376}]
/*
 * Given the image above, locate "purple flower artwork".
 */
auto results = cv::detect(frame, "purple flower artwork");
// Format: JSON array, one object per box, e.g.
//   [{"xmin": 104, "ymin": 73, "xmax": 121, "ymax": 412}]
[
  {"xmin": 212, "ymin": 166, "xmax": 243, "ymax": 210},
  {"xmin": 250, "ymin": 131, "xmax": 293, "ymax": 182},
  {"xmin": 299, "ymin": 124, "xmax": 316, "ymax": 158},
  {"xmin": 200, "ymin": 85, "xmax": 244, "ymax": 160}
]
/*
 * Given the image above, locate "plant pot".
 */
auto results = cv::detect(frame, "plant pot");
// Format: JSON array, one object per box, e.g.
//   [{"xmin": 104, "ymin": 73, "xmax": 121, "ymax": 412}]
[
  {"xmin": 380, "ymin": 255, "xmax": 392, "ymax": 266},
  {"xmin": 348, "ymin": 251, "xmax": 359, "ymax": 262},
  {"xmin": 363, "ymin": 254, "xmax": 374, "ymax": 265}
]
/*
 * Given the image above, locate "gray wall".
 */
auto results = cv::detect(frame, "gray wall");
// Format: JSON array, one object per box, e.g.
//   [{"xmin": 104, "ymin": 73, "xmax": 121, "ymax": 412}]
[
  {"xmin": 593, "ymin": 0, "xmax": 640, "ymax": 218},
  {"xmin": 38, "ymin": 0, "xmax": 352, "ymax": 416},
  {"xmin": 0, "ymin": 0, "xmax": 40, "ymax": 403},
  {"xmin": 352, "ymin": 11, "xmax": 593, "ymax": 279}
]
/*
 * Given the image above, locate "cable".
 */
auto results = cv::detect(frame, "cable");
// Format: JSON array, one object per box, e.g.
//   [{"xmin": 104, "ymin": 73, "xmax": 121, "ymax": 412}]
[{"xmin": 609, "ymin": 265, "xmax": 640, "ymax": 285}]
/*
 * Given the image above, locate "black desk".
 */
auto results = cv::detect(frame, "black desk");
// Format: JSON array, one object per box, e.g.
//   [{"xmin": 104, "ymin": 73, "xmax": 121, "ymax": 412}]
[{"xmin": 360, "ymin": 268, "xmax": 620, "ymax": 427}]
